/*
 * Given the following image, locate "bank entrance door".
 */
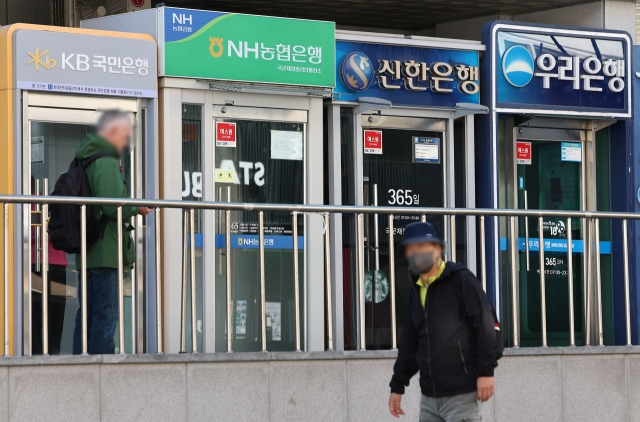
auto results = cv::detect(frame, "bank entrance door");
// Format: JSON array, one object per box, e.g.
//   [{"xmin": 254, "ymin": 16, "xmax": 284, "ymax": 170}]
[
  {"xmin": 213, "ymin": 105, "xmax": 306, "ymax": 353},
  {"xmin": 511, "ymin": 121, "xmax": 612, "ymax": 346},
  {"xmin": 22, "ymin": 92, "xmax": 145, "ymax": 355},
  {"xmin": 355, "ymin": 114, "xmax": 473, "ymax": 350}
]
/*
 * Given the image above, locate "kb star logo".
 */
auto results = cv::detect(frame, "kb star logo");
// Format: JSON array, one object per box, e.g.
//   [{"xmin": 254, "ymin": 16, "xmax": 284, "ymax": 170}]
[{"xmin": 27, "ymin": 48, "xmax": 57, "ymax": 71}]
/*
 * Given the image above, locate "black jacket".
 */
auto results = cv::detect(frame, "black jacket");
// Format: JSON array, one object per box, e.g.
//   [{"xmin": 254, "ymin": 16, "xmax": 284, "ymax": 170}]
[{"xmin": 389, "ymin": 262, "xmax": 502, "ymax": 398}]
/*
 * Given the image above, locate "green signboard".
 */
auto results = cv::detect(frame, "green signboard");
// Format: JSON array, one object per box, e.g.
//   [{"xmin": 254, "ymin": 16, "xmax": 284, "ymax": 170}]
[{"xmin": 162, "ymin": 8, "xmax": 335, "ymax": 88}]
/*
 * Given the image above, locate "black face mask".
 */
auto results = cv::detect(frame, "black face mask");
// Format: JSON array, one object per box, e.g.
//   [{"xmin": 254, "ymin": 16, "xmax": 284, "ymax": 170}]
[{"xmin": 408, "ymin": 250, "xmax": 437, "ymax": 275}]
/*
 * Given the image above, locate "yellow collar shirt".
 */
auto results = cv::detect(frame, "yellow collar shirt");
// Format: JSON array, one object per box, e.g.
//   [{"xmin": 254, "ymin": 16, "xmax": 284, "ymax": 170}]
[{"xmin": 416, "ymin": 261, "xmax": 446, "ymax": 308}]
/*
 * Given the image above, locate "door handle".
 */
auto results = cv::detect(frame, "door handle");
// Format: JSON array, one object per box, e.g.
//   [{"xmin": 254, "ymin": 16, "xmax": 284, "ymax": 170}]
[
  {"xmin": 373, "ymin": 183, "xmax": 379, "ymax": 271},
  {"xmin": 35, "ymin": 179, "xmax": 41, "ymax": 272},
  {"xmin": 524, "ymin": 190, "xmax": 530, "ymax": 271}
]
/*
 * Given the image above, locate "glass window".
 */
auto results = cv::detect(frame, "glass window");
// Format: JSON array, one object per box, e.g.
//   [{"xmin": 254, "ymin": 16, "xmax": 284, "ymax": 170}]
[{"xmin": 214, "ymin": 118, "xmax": 305, "ymax": 352}]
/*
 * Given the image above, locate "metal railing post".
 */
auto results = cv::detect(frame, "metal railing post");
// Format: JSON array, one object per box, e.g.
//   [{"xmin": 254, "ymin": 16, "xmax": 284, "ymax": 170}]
[
  {"xmin": 3, "ymin": 203, "xmax": 9, "ymax": 357},
  {"xmin": 41, "ymin": 178, "xmax": 49, "ymax": 356},
  {"xmin": 567, "ymin": 217, "xmax": 575, "ymax": 347},
  {"xmin": 155, "ymin": 207, "xmax": 163, "ymax": 354},
  {"xmin": 622, "ymin": 219, "xmax": 632, "ymax": 346},
  {"xmin": 594, "ymin": 218, "xmax": 603, "ymax": 346},
  {"xmin": 117, "ymin": 207, "xmax": 124, "ymax": 354},
  {"xmin": 259, "ymin": 211, "xmax": 267, "ymax": 352},
  {"xmin": 180, "ymin": 210, "xmax": 188, "ymax": 353},
  {"xmin": 226, "ymin": 209, "xmax": 233, "ymax": 353},
  {"xmin": 450, "ymin": 215, "xmax": 456, "ymax": 263},
  {"xmin": 357, "ymin": 213, "xmax": 366, "ymax": 351},
  {"xmin": 538, "ymin": 216, "xmax": 547, "ymax": 347},
  {"xmin": 189, "ymin": 209, "xmax": 197, "ymax": 353},
  {"xmin": 292, "ymin": 212, "xmax": 301, "ymax": 352},
  {"xmin": 80, "ymin": 205, "xmax": 88, "ymax": 355},
  {"xmin": 479, "ymin": 216, "xmax": 486, "ymax": 292},
  {"xmin": 509, "ymin": 216, "xmax": 519, "ymax": 348},
  {"xmin": 586, "ymin": 218, "xmax": 592, "ymax": 346},
  {"xmin": 324, "ymin": 213, "xmax": 334, "ymax": 351},
  {"xmin": 388, "ymin": 214, "xmax": 397, "ymax": 350}
]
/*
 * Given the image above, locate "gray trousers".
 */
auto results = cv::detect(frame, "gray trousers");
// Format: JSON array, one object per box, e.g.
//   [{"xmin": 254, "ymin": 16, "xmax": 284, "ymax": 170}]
[{"xmin": 419, "ymin": 391, "xmax": 482, "ymax": 422}]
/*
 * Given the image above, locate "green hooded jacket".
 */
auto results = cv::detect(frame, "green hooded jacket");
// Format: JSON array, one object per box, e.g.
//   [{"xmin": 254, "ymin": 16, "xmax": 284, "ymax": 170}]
[{"xmin": 74, "ymin": 134, "xmax": 139, "ymax": 268}]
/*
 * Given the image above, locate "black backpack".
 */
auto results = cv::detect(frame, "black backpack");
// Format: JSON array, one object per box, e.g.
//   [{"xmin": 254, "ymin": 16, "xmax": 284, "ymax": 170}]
[{"xmin": 49, "ymin": 153, "xmax": 111, "ymax": 254}]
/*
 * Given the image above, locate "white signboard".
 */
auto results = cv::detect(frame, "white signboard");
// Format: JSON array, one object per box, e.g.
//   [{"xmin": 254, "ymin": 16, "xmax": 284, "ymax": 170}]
[
  {"xmin": 271, "ymin": 130, "xmax": 303, "ymax": 160},
  {"xmin": 15, "ymin": 29, "xmax": 157, "ymax": 98}
]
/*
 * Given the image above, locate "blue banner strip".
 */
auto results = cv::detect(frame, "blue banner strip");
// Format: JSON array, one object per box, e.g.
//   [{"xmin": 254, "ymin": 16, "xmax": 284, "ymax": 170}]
[
  {"xmin": 499, "ymin": 238, "xmax": 611, "ymax": 254},
  {"xmin": 214, "ymin": 234, "xmax": 304, "ymax": 250}
]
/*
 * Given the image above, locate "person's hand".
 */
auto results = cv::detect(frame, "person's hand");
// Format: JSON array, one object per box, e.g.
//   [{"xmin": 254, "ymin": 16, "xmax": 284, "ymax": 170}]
[
  {"xmin": 138, "ymin": 207, "xmax": 153, "ymax": 216},
  {"xmin": 477, "ymin": 376, "xmax": 494, "ymax": 402},
  {"xmin": 389, "ymin": 393, "xmax": 405, "ymax": 418}
]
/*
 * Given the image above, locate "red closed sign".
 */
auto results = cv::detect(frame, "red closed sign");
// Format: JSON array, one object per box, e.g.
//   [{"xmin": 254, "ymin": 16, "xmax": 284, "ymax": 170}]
[
  {"xmin": 216, "ymin": 122, "xmax": 236, "ymax": 147},
  {"xmin": 515, "ymin": 141, "xmax": 531, "ymax": 165},
  {"xmin": 364, "ymin": 130, "xmax": 382, "ymax": 155}
]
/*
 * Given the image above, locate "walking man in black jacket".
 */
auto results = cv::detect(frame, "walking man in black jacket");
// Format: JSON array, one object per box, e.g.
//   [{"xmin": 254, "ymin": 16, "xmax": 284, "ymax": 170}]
[{"xmin": 388, "ymin": 222, "xmax": 501, "ymax": 421}]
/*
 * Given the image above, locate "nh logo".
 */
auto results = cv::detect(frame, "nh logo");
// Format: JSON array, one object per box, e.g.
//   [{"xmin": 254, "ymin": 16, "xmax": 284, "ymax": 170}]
[{"xmin": 172, "ymin": 13, "xmax": 192, "ymax": 25}]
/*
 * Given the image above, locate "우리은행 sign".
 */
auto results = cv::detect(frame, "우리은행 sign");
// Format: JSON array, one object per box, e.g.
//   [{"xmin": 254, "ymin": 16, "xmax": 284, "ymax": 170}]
[{"xmin": 161, "ymin": 7, "xmax": 335, "ymax": 87}]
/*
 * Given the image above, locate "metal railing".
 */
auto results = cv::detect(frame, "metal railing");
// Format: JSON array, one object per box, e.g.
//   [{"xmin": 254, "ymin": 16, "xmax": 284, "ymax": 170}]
[{"xmin": 1, "ymin": 194, "xmax": 639, "ymax": 357}]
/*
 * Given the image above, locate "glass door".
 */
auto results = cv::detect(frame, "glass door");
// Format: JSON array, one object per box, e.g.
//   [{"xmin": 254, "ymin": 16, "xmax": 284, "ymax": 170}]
[
  {"xmin": 24, "ymin": 93, "xmax": 142, "ymax": 355},
  {"xmin": 360, "ymin": 117, "xmax": 446, "ymax": 350},
  {"xmin": 515, "ymin": 139, "xmax": 585, "ymax": 346},
  {"xmin": 213, "ymin": 106, "xmax": 306, "ymax": 352}
]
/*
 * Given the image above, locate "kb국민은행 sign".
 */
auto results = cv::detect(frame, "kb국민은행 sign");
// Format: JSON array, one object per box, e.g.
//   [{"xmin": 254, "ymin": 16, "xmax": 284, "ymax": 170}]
[
  {"xmin": 161, "ymin": 7, "xmax": 335, "ymax": 87},
  {"xmin": 14, "ymin": 29, "xmax": 157, "ymax": 98}
]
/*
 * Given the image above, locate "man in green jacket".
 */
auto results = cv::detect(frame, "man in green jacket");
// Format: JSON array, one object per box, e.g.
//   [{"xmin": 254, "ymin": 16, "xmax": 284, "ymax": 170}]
[{"xmin": 72, "ymin": 110, "xmax": 152, "ymax": 355}]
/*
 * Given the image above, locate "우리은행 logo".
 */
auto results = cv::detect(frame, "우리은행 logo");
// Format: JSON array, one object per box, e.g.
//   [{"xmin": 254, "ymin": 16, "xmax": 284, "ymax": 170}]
[
  {"xmin": 27, "ymin": 48, "xmax": 57, "ymax": 71},
  {"xmin": 502, "ymin": 45, "xmax": 534, "ymax": 87},
  {"xmin": 340, "ymin": 51, "xmax": 374, "ymax": 92}
]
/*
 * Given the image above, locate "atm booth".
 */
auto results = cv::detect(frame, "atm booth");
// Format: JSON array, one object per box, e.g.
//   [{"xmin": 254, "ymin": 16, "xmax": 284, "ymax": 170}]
[
  {"xmin": 479, "ymin": 22, "xmax": 635, "ymax": 347},
  {"xmin": 327, "ymin": 31, "xmax": 487, "ymax": 350},
  {"xmin": 84, "ymin": 7, "xmax": 335, "ymax": 353},
  {"xmin": 0, "ymin": 25, "xmax": 158, "ymax": 355}
]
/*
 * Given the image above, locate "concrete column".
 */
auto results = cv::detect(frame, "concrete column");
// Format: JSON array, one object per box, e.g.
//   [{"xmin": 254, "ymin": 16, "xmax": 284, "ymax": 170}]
[
  {"xmin": 159, "ymin": 87, "xmax": 183, "ymax": 354},
  {"xmin": 306, "ymin": 97, "xmax": 325, "ymax": 351}
]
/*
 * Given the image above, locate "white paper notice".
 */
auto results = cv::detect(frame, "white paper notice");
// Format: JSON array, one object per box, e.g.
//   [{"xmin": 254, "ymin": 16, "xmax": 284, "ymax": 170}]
[
  {"xmin": 414, "ymin": 143, "xmax": 439, "ymax": 162},
  {"xmin": 31, "ymin": 136, "xmax": 44, "ymax": 164},
  {"xmin": 271, "ymin": 130, "xmax": 303, "ymax": 161}
]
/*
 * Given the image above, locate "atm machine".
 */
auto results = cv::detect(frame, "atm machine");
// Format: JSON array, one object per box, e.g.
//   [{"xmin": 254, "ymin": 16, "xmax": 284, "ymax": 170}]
[
  {"xmin": 480, "ymin": 22, "xmax": 634, "ymax": 347},
  {"xmin": 326, "ymin": 31, "xmax": 488, "ymax": 350},
  {"xmin": 0, "ymin": 24, "xmax": 158, "ymax": 355}
]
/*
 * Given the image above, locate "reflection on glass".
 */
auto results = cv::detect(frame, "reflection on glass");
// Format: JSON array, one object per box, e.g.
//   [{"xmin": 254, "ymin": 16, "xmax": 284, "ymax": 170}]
[{"xmin": 214, "ymin": 119, "xmax": 305, "ymax": 352}]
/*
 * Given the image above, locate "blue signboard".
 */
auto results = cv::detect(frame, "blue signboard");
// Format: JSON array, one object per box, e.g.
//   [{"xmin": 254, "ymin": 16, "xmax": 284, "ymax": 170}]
[
  {"xmin": 334, "ymin": 41, "xmax": 479, "ymax": 107},
  {"xmin": 488, "ymin": 22, "xmax": 631, "ymax": 116},
  {"xmin": 499, "ymin": 238, "xmax": 611, "ymax": 254},
  {"xmin": 215, "ymin": 234, "xmax": 304, "ymax": 250}
]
